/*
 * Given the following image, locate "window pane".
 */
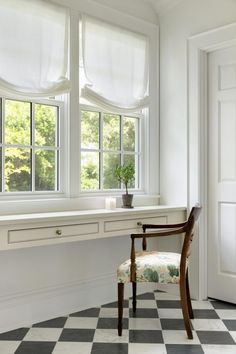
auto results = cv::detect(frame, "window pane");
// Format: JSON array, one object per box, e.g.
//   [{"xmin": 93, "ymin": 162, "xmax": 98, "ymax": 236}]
[
  {"xmin": 0, "ymin": 98, "xmax": 2, "ymax": 144},
  {"xmin": 5, "ymin": 148, "xmax": 31, "ymax": 191},
  {"xmin": 124, "ymin": 154, "xmax": 136, "ymax": 188},
  {"xmin": 35, "ymin": 104, "xmax": 57, "ymax": 147},
  {"xmin": 81, "ymin": 152, "xmax": 99, "ymax": 190},
  {"xmin": 0, "ymin": 148, "xmax": 2, "ymax": 192},
  {"xmin": 103, "ymin": 114, "xmax": 120, "ymax": 151},
  {"xmin": 81, "ymin": 111, "xmax": 99, "ymax": 149},
  {"xmin": 5, "ymin": 100, "xmax": 31, "ymax": 145},
  {"xmin": 35, "ymin": 150, "xmax": 56, "ymax": 191},
  {"xmin": 103, "ymin": 153, "xmax": 120, "ymax": 189},
  {"xmin": 123, "ymin": 116, "xmax": 138, "ymax": 152}
]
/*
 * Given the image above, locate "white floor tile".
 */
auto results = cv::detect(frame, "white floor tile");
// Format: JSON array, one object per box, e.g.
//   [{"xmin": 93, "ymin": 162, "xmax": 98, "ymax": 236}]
[
  {"xmin": 192, "ymin": 319, "xmax": 228, "ymax": 331},
  {"xmin": 229, "ymin": 331, "xmax": 236, "ymax": 342},
  {"xmin": 0, "ymin": 341, "xmax": 20, "ymax": 354},
  {"xmin": 162, "ymin": 330, "xmax": 200, "ymax": 344},
  {"xmin": 23, "ymin": 327, "xmax": 62, "ymax": 342},
  {"xmin": 64, "ymin": 317, "xmax": 98, "ymax": 329},
  {"xmin": 128, "ymin": 343, "xmax": 167, "ymax": 354},
  {"xmin": 202, "ymin": 344, "xmax": 236, "ymax": 353},
  {"xmin": 155, "ymin": 293, "xmax": 180, "ymax": 301},
  {"xmin": 99, "ymin": 307, "xmax": 129, "ymax": 318},
  {"xmin": 158, "ymin": 309, "xmax": 183, "ymax": 319},
  {"xmin": 93, "ymin": 328, "xmax": 129, "ymax": 343},
  {"xmin": 129, "ymin": 318, "xmax": 161, "ymax": 330},
  {"xmin": 216, "ymin": 310, "xmax": 236, "ymax": 319},
  {"xmin": 52, "ymin": 342, "xmax": 92, "ymax": 354},
  {"xmin": 192, "ymin": 300, "xmax": 214, "ymax": 310}
]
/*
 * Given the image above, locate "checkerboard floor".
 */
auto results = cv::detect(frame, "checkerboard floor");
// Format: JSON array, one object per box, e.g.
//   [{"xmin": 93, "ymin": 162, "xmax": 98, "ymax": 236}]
[{"xmin": 1, "ymin": 290, "xmax": 236, "ymax": 353}]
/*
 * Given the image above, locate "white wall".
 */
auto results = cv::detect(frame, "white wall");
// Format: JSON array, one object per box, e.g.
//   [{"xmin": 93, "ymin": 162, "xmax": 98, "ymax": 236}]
[
  {"xmin": 0, "ymin": 0, "xmax": 161, "ymax": 333},
  {"xmin": 159, "ymin": 0, "xmax": 236, "ymax": 205}
]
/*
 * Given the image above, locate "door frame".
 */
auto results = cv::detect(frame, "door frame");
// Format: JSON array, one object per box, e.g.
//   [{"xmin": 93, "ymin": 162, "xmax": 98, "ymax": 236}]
[{"xmin": 188, "ymin": 23, "xmax": 236, "ymax": 300}]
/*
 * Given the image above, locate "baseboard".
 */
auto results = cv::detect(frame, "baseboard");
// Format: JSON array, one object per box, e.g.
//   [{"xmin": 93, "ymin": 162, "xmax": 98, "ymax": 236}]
[{"xmin": 0, "ymin": 273, "xmax": 157, "ymax": 333}]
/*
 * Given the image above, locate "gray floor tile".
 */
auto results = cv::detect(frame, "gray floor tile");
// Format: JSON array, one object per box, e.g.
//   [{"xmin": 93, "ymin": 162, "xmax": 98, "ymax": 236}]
[
  {"xmin": 58, "ymin": 328, "xmax": 95, "ymax": 342},
  {"xmin": 129, "ymin": 330, "xmax": 164, "ymax": 343},
  {"xmin": 197, "ymin": 330, "xmax": 235, "ymax": 344},
  {"xmin": 166, "ymin": 344, "xmax": 204, "ymax": 354},
  {"xmin": 223, "ymin": 320, "xmax": 236, "ymax": 331},
  {"xmin": 0, "ymin": 328, "xmax": 29, "ymax": 341},
  {"xmin": 91, "ymin": 343, "xmax": 128, "ymax": 354},
  {"xmin": 97, "ymin": 318, "xmax": 128, "ymax": 329},
  {"xmin": 156, "ymin": 300, "xmax": 181, "ymax": 308},
  {"xmin": 15, "ymin": 341, "xmax": 56, "ymax": 354},
  {"xmin": 193, "ymin": 310, "xmax": 219, "ymax": 319},
  {"xmin": 33, "ymin": 317, "xmax": 67, "ymax": 328}
]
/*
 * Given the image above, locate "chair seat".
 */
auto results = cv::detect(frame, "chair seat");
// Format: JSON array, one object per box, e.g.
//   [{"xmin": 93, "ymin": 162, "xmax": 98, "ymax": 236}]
[{"xmin": 117, "ymin": 251, "xmax": 182, "ymax": 284}]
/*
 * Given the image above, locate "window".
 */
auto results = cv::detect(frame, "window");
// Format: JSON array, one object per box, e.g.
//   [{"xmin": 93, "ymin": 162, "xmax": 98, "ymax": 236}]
[
  {"xmin": 79, "ymin": 16, "xmax": 149, "ymax": 194},
  {"xmin": 80, "ymin": 107, "xmax": 141, "ymax": 191},
  {"xmin": 0, "ymin": 97, "xmax": 62, "ymax": 193}
]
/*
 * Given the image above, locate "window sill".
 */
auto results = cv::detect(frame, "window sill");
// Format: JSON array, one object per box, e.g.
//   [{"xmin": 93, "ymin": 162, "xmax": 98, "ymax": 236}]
[{"xmin": 0, "ymin": 194, "xmax": 161, "ymax": 216}]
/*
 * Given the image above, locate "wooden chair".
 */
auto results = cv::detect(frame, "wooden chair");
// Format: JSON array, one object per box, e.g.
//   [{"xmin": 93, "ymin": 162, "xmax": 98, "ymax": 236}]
[{"xmin": 117, "ymin": 205, "xmax": 201, "ymax": 339}]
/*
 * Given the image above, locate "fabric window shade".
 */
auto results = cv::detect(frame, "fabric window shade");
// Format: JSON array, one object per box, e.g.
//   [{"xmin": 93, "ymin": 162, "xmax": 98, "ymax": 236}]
[
  {"xmin": 81, "ymin": 16, "xmax": 149, "ymax": 113},
  {"xmin": 0, "ymin": 0, "xmax": 70, "ymax": 97}
]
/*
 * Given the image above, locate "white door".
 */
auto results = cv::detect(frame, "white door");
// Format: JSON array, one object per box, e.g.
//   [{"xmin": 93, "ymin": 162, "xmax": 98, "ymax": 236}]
[{"xmin": 208, "ymin": 45, "xmax": 236, "ymax": 303}]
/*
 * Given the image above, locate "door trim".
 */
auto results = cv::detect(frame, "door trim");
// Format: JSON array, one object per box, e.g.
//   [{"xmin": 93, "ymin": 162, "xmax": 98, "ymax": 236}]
[{"xmin": 188, "ymin": 23, "xmax": 236, "ymax": 300}]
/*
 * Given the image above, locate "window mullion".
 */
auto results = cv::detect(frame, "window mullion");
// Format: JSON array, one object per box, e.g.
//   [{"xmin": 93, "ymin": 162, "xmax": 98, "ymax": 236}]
[
  {"xmin": 120, "ymin": 115, "xmax": 124, "ymax": 190},
  {"xmin": 100, "ymin": 111, "xmax": 103, "ymax": 190},
  {"xmin": 31, "ymin": 102, "xmax": 35, "ymax": 192},
  {"xmin": 1, "ymin": 98, "xmax": 5, "ymax": 192}
]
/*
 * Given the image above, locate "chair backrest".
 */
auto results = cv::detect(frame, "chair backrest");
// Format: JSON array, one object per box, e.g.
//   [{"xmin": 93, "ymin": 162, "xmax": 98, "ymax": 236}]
[{"xmin": 180, "ymin": 205, "xmax": 202, "ymax": 272}]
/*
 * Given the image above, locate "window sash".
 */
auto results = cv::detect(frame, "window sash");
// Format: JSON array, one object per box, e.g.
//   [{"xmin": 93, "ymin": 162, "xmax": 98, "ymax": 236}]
[
  {"xmin": 0, "ymin": 95, "xmax": 64, "ymax": 195},
  {"xmin": 80, "ymin": 104, "xmax": 142, "ymax": 193}
]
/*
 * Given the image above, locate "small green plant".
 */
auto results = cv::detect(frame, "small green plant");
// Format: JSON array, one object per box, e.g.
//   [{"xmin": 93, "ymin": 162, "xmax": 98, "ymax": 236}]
[{"xmin": 115, "ymin": 163, "xmax": 135, "ymax": 195}]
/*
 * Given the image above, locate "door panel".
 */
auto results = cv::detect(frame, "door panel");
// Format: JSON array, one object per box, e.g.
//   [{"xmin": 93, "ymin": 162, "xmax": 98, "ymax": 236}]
[{"xmin": 208, "ymin": 45, "xmax": 236, "ymax": 303}]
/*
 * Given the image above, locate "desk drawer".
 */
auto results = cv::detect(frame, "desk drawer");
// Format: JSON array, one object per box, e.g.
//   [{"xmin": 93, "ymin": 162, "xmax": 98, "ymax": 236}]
[
  {"xmin": 104, "ymin": 216, "xmax": 167, "ymax": 233},
  {"xmin": 8, "ymin": 222, "xmax": 99, "ymax": 244}
]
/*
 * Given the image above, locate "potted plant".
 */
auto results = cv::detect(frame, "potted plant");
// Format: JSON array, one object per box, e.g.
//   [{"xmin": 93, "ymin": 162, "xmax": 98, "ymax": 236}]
[{"xmin": 115, "ymin": 163, "xmax": 135, "ymax": 208}]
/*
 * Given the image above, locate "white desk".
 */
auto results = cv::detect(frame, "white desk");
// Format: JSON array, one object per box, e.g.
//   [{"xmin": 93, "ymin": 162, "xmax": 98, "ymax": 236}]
[{"xmin": 0, "ymin": 206, "xmax": 186, "ymax": 250}]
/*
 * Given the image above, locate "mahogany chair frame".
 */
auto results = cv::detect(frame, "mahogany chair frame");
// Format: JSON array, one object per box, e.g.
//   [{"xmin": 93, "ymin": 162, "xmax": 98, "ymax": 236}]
[{"xmin": 118, "ymin": 205, "xmax": 202, "ymax": 339}]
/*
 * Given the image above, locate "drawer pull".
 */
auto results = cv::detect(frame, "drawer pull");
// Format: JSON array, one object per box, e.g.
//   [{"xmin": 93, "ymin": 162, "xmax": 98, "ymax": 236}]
[
  {"xmin": 55, "ymin": 229, "xmax": 62, "ymax": 236},
  {"xmin": 137, "ymin": 221, "xmax": 142, "ymax": 227}
]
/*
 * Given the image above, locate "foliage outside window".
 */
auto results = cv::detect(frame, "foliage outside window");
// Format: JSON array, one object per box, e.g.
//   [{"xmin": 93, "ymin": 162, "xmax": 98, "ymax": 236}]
[
  {"xmin": 0, "ymin": 98, "xmax": 61, "ymax": 193},
  {"xmin": 80, "ymin": 108, "xmax": 140, "ymax": 191}
]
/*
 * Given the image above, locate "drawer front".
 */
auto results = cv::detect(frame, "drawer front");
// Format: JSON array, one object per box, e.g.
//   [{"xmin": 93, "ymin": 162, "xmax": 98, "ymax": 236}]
[
  {"xmin": 104, "ymin": 216, "xmax": 167, "ymax": 233},
  {"xmin": 8, "ymin": 222, "xmax": 99, "ymax": 244}
]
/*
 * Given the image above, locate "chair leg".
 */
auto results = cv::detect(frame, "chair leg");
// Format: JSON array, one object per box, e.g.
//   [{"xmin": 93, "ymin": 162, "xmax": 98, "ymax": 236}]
[
  {"xmin": 180, "ymin": 276, "xmax": 193, "ymax": 339},
  {"xmin": 132, "ymin": 282, "xmax": 137, "ymax": 312},
  {"xmin": 118, "ymin": 283, "xmax": 124, "ymax": 336},
  {"xmin": 186, "ymin": 270, "xmax": 194, "ymax": 319}
]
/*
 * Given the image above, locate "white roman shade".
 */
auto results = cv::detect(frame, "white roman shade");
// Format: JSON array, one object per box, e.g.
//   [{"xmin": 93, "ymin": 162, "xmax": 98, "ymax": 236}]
[
  {"xmin": 81, "ymin": 16, "xmax": 149, "ymax": 113},
  {"xmin": 0, "ymin": 0, "xmax": 70, "ymax": 97}
]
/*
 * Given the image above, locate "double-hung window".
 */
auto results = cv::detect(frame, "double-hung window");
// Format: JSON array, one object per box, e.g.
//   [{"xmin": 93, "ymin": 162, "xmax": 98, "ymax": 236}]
[
  {"xmin": 79, "ymin": 16, "xmax": 149, "ymax": 193},
  {"xmin": 0, "ymin": 0, "xmax": 69, "ymax": 196}
]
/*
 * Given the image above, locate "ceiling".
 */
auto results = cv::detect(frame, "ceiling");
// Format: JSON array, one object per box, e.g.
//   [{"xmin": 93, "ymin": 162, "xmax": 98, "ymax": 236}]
[{"xmin": 142, "ymin": 0, "xmax": 184, "ymax": 15}]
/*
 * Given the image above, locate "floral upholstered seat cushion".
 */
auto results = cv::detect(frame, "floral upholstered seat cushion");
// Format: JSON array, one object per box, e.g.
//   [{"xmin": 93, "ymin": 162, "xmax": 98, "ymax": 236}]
[{"xmin": 117, "ymin": 251, "xmax": 182, "ymax": 284}]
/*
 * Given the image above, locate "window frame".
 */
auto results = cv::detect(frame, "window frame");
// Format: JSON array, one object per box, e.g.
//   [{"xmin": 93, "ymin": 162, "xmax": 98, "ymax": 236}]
[
  {"xmin": 0, "ymin": 93, "xmax": 65, "ymax": 199},
  {"xmin": 79, "ymin": 103, "xmax": 146, "ymax": 196},
  {"xmin": 0, "ymin": 6, "xmax": 159, "ymax": 209}
]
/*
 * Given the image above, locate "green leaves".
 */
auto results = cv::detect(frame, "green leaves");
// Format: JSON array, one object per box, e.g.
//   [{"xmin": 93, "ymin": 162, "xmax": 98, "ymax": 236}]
[
  {"xmin": 167, "ymin": 265, "xmax": 179, "ymax": 278},
  {"xmin": 114, "ymin": 163, "xmax": 135, "ymax": 194},
  {"xmin": 143, "ymin": 268, "xmax": 159, "ymax": 282}
]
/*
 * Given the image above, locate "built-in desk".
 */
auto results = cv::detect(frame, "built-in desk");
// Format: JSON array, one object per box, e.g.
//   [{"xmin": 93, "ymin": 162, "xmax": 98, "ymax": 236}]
[{"xmin": 0, "ymin": 206, "xmax": 186, "ymax": 250}]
